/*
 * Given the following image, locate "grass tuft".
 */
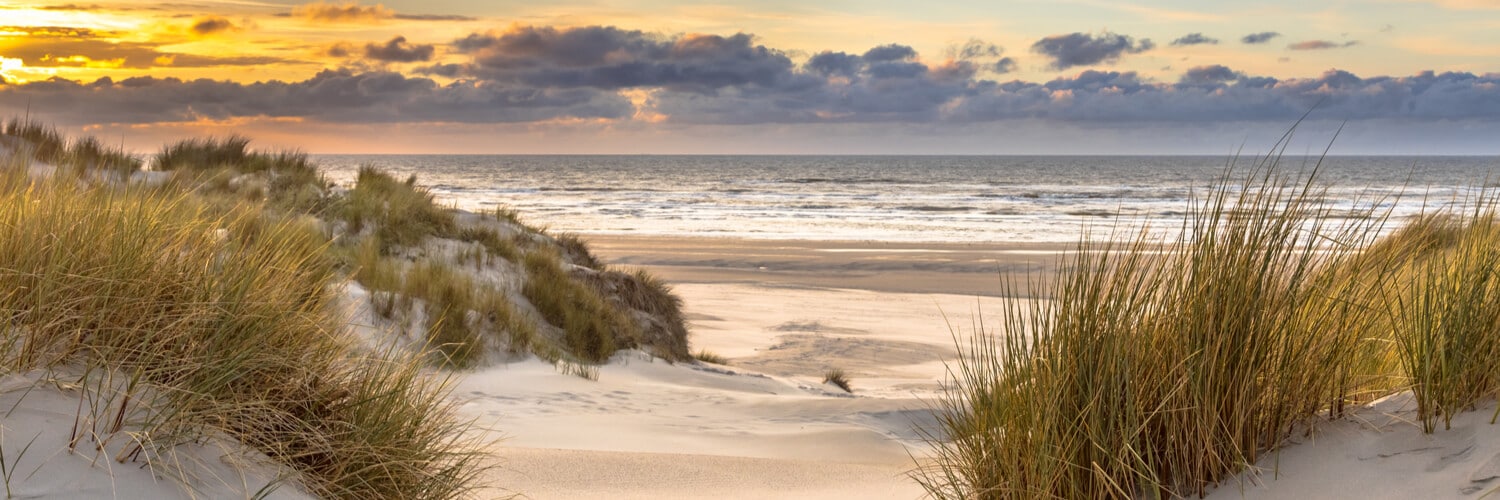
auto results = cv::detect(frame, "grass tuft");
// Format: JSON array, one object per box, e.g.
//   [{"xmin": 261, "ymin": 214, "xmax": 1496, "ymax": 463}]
[
  {"xmin": 521, "ymin": 249, "xmax": 636, "ymax": 363},
  {"xmin": 823, "ymin": 368, "xmax": 852, "ymax": 393},
  {"xmin": 914, "ymin": 149, "xmax": 1397, "ymax": 498},
  {"xmin": 342, "ymin": 167, "xmax": 455, "ymax": 251},
  {"xmin": 693, "ymin": 350, "xmax": 728, "ymax": 365}
]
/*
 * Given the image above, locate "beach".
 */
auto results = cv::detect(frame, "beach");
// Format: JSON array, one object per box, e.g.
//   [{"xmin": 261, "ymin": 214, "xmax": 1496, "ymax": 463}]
[
  {"xmin": 452, "ymin": 236, "xmax": 1064, "ymax": 499},
  {"xmin": 464, "ymin": 233, "xmax": 1500, "ymax": 499}
]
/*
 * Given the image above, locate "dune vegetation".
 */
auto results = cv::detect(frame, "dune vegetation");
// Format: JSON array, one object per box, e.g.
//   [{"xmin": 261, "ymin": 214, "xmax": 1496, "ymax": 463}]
[
  {"xmin": 916, "ymin": 146, "xmax": 1500, "ymax": 498},
  {"xmin": 0, "ymin": 118, "xmax": 693, "ymax": 498}
]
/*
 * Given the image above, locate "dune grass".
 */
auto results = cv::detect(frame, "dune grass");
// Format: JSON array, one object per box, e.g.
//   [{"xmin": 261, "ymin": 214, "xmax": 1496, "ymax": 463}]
[
  {"xmin": 155, "ymin": 136, "xmax": 331, "ymax": 216},
  {"xmin": 342, "ymin": 167, "xmax": 456, "ymax": 251},
  {"xmin": 916, "ymin": 138, "xmax": 1500, "ymax": 499},
  {"xmin": 457, "ymin": 225, "xmax": 522, "ymax": 262},
  {"xmin": 914, "ymin": 150, "xmax": 1403, "ymax": 498},
  {"xmin": 573, "ymin": 267, "xmax": 692, "ymax": 361},
  {"xmin": 823, "ymin": 368, "xmax": 852, "ymax": 393},
  {"xmin": 521, "ymin": 249, "xmax": 637, "ymax": 363},
  {"xmin": 0, "ymin": 165, "xmax": 484, "ymax": 498},
  {"xmin": 693, "ymin": 350, "xmax": 729, "ymax": 365},
  {"xmin": 2, "ymin": 118, "xmax": 141, "ymax": 175},
  {"xmin": 1376, "ymin": 210, "xmax": 1500, "ymax": 432}
]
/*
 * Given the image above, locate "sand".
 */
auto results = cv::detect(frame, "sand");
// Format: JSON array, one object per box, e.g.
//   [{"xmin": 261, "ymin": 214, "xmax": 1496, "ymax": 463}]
[
  {"xmin": 471, "ymin": 234, "xmax": 1500, "ymax": 500},
  {"xmin": 586, "ymin": 235, "xmax": 1067, "ymax": 298},
  {"xmin": 453, "ymin": 236, "xmax": 1061, "ymax": 499},
  {"xmin": 0, "ymin": 370, "xmax": 310, "ymax": 500},
  {"xmin": 8, "ymin": 215, "xmax": 1500, "ymax": 498},
  {"xmin": 1207, "ymin": 393, "xmax": 1500, "ymax": 499}
]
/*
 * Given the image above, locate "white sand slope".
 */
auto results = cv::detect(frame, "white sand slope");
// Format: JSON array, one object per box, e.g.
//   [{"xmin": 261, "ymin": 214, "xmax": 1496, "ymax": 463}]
[
  {"xmin": 1209, "ymin": 394, "xmax": 1500, "ymax": 499},
  {"xmin": 0, "ymin": 371, "xmax": 310, "ymax": 500}
]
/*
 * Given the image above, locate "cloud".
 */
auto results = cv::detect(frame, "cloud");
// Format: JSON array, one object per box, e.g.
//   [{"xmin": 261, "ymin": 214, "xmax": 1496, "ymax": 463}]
[
  {"xmin": 448, "ymin": 25, "xmax": 801, "ymax": 94},
  {"xmin": 326, "ymin": 43, "xmax": 354, "ymax": 58},
  {"xmin": 363, "ymin": 36, "xmax": 434, "ymax": 63},
  {"xmin": 283, "ymin": 1, "xmax": 476, "ymax": 23},
  {"xmin": 189, "ymin": 16, "xmax": 237, "ymax": 36},
  {"xmin": 0, "ymin": 69, "xmax": 630, "ymax": 125},
  {"xmin": 1289, "ymin": 40, "xmax": 1361, "ymax": 50},
  {"xmin": 0, "ymin": 25, "xmax": 113, "ymax": 38},
  {"xmin": 804, "ymin": 51, "xmax": 862, "ymax": 77},
  {"xmin": 1031, "ymin": 32, "xmax": 1154, "ymax": 70},
  {"xmin": 1, "ymin": 36, "xmax": 290, "ymax": 69},
  {"xmin": 3, "ymin": 24, "xmax": 1498, "ymax": 132},
  {"xmin": 942, "ymin": 39, "xmax": 1016, "ymax": 74},
  {"xmin": 863, "ymin": 44, "xmax": 917, "ymax": 62},
  {"xmin": 994, "ymin": 58, "xmax": 1017, "ymax": 74},
  {"xmin": 1179, "ymin": 64, "xmax": 1244, "ymax": 84},
  {"xmin": 1241, "ymin": 32, "xmax": 1281, "ymax": 44},
  {"xmin": 1171, "ymin": 33, "xmax": 1219, "ymax": 46},
  {"xmin": 290, "ymin": 1, "xmax": 392, "ymax": 23}
]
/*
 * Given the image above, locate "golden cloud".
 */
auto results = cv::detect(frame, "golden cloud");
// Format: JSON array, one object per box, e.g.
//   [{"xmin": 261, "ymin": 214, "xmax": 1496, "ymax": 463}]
[{"xmin": 291, "ymin": 2, "xmax": 394, "ymax": 23}]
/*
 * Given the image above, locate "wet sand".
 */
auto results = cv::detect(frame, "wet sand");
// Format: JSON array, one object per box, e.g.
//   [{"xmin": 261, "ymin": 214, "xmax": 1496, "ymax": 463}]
[{"xmin": 587, "ymin": 235, "xmax": 1069, "ymax": 297}]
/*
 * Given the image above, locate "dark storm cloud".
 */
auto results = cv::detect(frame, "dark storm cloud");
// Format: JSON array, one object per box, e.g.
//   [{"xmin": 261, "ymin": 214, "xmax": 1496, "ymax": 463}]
[
  {"xmin": 447, "ymin": 25, "xmax": 799, "ymax": 94},
  {"xmin": 1171, "ymin": 33, "xmax": 1219, "ymax": 46},
  {"xmin": 1241, "ymin": 32, "xmax": 1281, "ymax": 44},
  {"xmin": 1031, "ymin": 32, "xmax": 1154, "ymax": 70},
  {"xmin": 4, "ymin": 24, "xmax": 1499, "ymax": 130},
  {"xmin": 364, "ymin": 36, "xmax": 435, "ymax": 63},
  {"xmin": 1289, "ymin": 40, "xmax": 1360, "ymax": 50}
]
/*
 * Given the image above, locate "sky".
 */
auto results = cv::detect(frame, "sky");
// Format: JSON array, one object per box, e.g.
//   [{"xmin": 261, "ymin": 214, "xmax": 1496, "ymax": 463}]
[{"xmin": 0, "ymin": 0, "xmax": 1498, "ymax": 154}]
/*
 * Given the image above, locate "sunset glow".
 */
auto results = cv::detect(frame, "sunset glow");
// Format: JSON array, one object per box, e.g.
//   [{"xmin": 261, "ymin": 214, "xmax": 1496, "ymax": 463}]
[{"xmin": 1, "ymin": 0, "xmax": 1498, "ymax": 153}]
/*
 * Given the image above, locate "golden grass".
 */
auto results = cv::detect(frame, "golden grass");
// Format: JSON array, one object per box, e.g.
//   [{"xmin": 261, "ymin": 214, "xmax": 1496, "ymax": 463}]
[
  {"xmin": 1377, "ymin": 210, "xmax": 1500, "ymax": 432},
  {"xmin": 823, "ymin": 368, "xmax": 852, "ymax": 393},
  {"xmin": 914, "ymin": 153, "xmax": 1399, "ymax": 498},
  {"xmin": 3, "ymin": 118, "xmax": 141, "ymax": 175},
  {"xmin": 693, "ymin": 350, "xmax": 729, "ymax": 365},
  {"xmin": 342, "ymin": 167, "xmax": 456, "ymax": 251},
  {"xmin": 0, "ymin": 165, "xmax": 485, "ymax": 499},
  {"xmin": 521, "ymin": 249, "xmax": 636, "ymax": 363},
  {"xmin": 573, "ymin": 267, "xmax": 691, "ymax": 361},
  {"xmin": 916, "ymin": 141, "xmax": 1500, "ymax": 499}
]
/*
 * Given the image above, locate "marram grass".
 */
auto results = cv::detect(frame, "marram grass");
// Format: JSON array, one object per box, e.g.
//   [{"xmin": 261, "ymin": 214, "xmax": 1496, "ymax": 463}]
[
  {"xmin": 0, "ymin": 166, "xmax": 486, "ymax": 499},
  {"xmin": 914, "ymin": 153, "xmax": 1416, "ymax": 499}
]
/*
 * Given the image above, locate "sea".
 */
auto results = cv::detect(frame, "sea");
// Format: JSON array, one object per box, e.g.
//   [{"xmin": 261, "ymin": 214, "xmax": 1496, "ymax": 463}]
[{"xmin": 311, "ymin": 155, "xmax": 1500, "ymax": 244}]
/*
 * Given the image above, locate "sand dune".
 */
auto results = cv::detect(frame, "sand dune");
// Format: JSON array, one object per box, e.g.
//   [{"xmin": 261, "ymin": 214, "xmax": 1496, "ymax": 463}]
[
  {"xmin": 1208, "ymin": 394, "xmax": 1500, "ymax": 499},
  {"xmin": 453, "ymin": 239, "xmax": 1032, "ymax": 499}
]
